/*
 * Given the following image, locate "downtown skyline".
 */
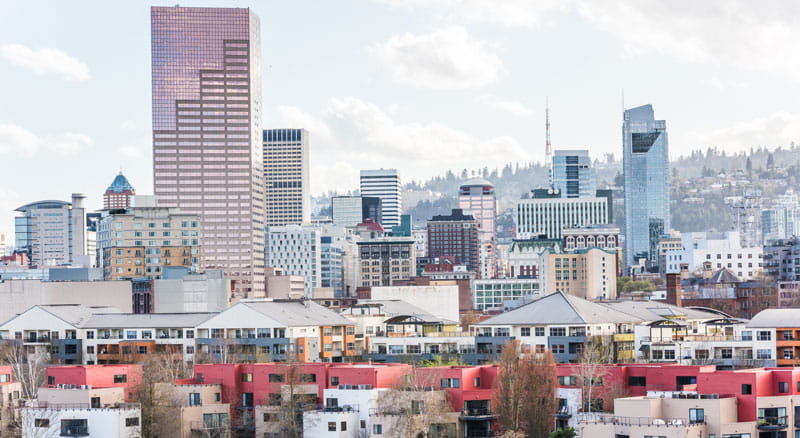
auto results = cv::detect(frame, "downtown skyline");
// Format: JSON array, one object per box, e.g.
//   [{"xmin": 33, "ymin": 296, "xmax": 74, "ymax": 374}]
[{"xmin": 2, "ymin": 0, "xmax": 800, "ymax": 237}]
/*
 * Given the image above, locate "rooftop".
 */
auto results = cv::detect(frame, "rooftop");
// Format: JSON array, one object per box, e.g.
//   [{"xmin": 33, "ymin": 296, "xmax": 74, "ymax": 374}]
[{"xmin": 106, "ymin": 172, "xmax": 135, "ymax": 193}]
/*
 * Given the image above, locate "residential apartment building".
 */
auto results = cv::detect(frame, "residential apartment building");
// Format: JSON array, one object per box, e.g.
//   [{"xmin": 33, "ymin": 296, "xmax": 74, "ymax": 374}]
[
  {"xmin": 151, "ymin": 6, "xmax": 266, "ymax": 298},
  {"xmin": 762, "ymin": 190, "xmax": 800, "ymax": 243},
  {"xmin": 263, "ymin": 128, "xmax": 310, "ymax": 226},
  {"xmin": 665, "ymin": 231, "xmax": 763, "ymax": 280},
  {"xmin": 427, "ymin": 209, "xmax": 480, "ymax": 276},
  {"xmin": 195, "ymin": 300, "xmax": 356, "ymax": 363},
  {"xmin": 14, "ymin": 194, "xmax": 89, "ymax": 267},
  {"xmin": 356, "ymin": 237, "xmax": 415, "ymax": 287},
  {"xmin": 265, "ymin": 224, "xmax": 321, "ymax": 297},
  {"xmin": 764, "ymin": 237, "xmax": 800, "ymax": 281},
  {"xmin": 96, "ymin": 198, "xmax": 201, "ymax": 280},
  {"xmin": 459, "ymin": 178, "xmax": 497, "ymax": 279},
  {"xmin": 103, "ymin": 172, "xmax": 136, "ymax": 210},
  {"xmin": 360, "ymin": 169, "xmax": 401, "ymax": 228},
  {"xmin": 545, "ymin": 247, "xmax": 617, "ymax": 300}
]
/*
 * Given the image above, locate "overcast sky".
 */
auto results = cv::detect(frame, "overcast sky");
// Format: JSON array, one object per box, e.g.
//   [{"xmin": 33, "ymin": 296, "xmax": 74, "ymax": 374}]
[{"xmin": 2, "ymin": 0, "xmax": 800, "ymax": 236}]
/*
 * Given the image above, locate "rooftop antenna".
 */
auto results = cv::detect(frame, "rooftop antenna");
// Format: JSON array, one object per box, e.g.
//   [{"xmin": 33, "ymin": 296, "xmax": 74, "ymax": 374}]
[{"xmin": 546, "ymin": 98, "xmax": 553, "ymax": 187}]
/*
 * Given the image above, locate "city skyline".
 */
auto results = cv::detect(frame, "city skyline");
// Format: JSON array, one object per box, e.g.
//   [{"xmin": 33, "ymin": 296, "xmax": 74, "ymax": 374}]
[{"xmin": 2, "ymin": 1, "xmax": 800, "ymax": 236}]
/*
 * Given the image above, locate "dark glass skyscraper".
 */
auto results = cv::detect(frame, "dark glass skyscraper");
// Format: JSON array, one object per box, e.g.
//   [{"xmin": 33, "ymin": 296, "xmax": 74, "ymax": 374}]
[
  {"xmin": 623, "ymin": 104, "xmax": 670, "ymax": 271},
  {"xmin": 151, "ymin": 6, "xmax": 265, "ymax": 297}
]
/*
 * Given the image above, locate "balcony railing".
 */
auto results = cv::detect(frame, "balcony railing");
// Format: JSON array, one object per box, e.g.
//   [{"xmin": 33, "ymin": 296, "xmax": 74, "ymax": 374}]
[
  {"xmin": 757, "ymin": 416, "xmax": 788, "ymax": 430},
  {"xmin": 579, "ymin": 414, "xmax": 699, "ymax": 427},
  {"xmin": 461, "ymin": 407, "xmax": 496, "ymax": 418}
]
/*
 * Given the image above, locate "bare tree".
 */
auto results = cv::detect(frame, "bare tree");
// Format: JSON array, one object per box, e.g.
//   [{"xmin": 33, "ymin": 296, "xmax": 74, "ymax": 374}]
[
  {"xmin": 258, "ymin": 356, "xmax": 319, "ymax": 438},
  {"xmin": 134, "ymin": 354, "xmax": 184, "ymax": 438},
  {"xmin": 370, "ymin": 367, "xmax": 457, "ymax": 438},
  {"xmin": 0, "ymin": 341, "xmax": 49, "ymax": 399},
  {"xmin": 574, "ymin": 336, "xmax": 614, "ymax": 413},
  {"xmin": 493, "ymin": 340, "xmax": 558, "ymax": 438}
]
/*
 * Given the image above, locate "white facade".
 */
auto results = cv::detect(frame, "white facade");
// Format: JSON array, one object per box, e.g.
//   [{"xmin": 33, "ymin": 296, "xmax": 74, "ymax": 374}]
[
  {"xmin": 413, "ymin": 228, "xmax": 427, "ymax": 258},
  {"xmin": 263, "ymin": 128, "xmax": 310, "ymax": 226},
  {"xmin": 303, "ymin": 387, "xmax": 387, "ymax": 437},
  {"xmin": 265, "ymin": 224, "xmax": 322, "ymax": 297},
  {"xmin": 472, "ymin": 278, "xmax": 542, "ymax": 311},
  {"xmin": 360, "ymin": 169, "xmax": 401, "ymax": 228},
  {"xmin": 370, "ymin": 285, "xmax": 459, "ymax": 323},
  {"xmin": 153, "ymin": 269, "xmax": 230, "ymax": 313},
  {"xmin": 665, "ymin": 231, "xmax": 763, "ymax": 280},
  {"xmin": 22, "ymin": 405, "xmax": 141, "ymax": 438},
  {"xmin": 14, "ymin": 194, "xmax": 89, "ymax": 268},
  {"xmin": 515, "ymin": 195, "xmax": 610, "ymax": 240}
]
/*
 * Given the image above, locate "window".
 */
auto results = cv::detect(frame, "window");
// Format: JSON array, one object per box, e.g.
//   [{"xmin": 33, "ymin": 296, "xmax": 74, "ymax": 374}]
[
  {"xmin": 241, "ymin": 373, "xmax": 253, "ymax": 382},
  {"xmin": 535, "ymin": 327, "xmax": 545, "ymax": 336},
  {"xmin": 114, "ymin": 374, "xmax": 127, "ymax": 383},
  {"xmin": 328, "ymin": 422, "xmax": 336, "ymax": 431},
  {"xmin": 558, "ymin": 376, "xmax": 577, "ymax": 386},
  {"xmin": 629, "ymin": 376, "xmax": 646, "ymax": 386},
  {"xmin": 552, "ymin": 344, "xmax": 565, "ymax": 354},
  {"xmin": 412, "ymin": 400, "xmax": 425, "ymax": 414},
  {"xmin": 521, "ymin": 327, "xmax": 531, "ymax": 337},
  {"xmin": 757, "ymin": 349, "xmax": 772, "ymax": 359},
  {"xmin": 341, "ymin": 421, "xmax": 347, "ymax": 431},
  {"xmin": 186, "ymin": 330, "xmax": 194, "ymax": 339},
  {"xmin": 326, "ymin": 398, "xmax": 338, "ymax": 408},
  {"xmin": 331, "ymin": 376, "xmax": 339, "ymax": 386},
  {"xmin": 137, "ymin": 346, "xmax": 147, "ymax": 354},
  {"xmin": 269, "ymin": 374, "xmax": 284, "ymax": 383},
  {"xmin": 550, "ymin": 327, "xmax": 566, "ymax": 337},
  {"xmin": 373, "ymin": 424, "xmax": 383, "ymax": 434},
  {"xmin": 47, "ymin": 376, "xmax": 55, "ymax": 385},
  {"xmin": 189, "ymin": 393, "xmax": 200, "ymax": 406},
  {"xmin": 440, "ymin": 378, "xmax": 460, "ymax": 388},
  {"xmin": 474, "ymin": 377, "xmax": 480, "ymax": 387},
  {"xmin": 757, "ymin": 331, "xmax": 772, "ymax": 341},
  {"xmin": 779, "ymin": 382, "xmax": 789, "ymax": 393},
  {"xmin": 61, "ymin": 419, "xmax": 88, "ymax": 436},
  {"xmin": 689, "ymin": 408, "xmax": 705, "ymax": 424},
  {"xmin": 126, "ymin": 417, "xmax": 139, "ymax": 427},
  {"xmin": 126, "ymin": 330, "xmax": 137, "ymax": 339},
  {"xmin": 215, "ymin": 392, "xmax": 221, "ymax": 402},
  {"xmin": 742, "ymin": 384, "xmax": 752, "ymax": 394},
  {"xmin": 91, "ymin": 397, "xmax": 100, "ymax": 408},
  {"xmin": 35, "ymin": 419, "xmax": 49, "ymax": 428},
  {"xmin": 0, "ymin": 374, "xmax": 9, "ymax": 383},
  {"xmin": 86, "ymin": 331, "xmax": 94, "ymax": 339},
  {"xmin": 242, "ymin": 392, "xmax": 253, "ymax": 407}
]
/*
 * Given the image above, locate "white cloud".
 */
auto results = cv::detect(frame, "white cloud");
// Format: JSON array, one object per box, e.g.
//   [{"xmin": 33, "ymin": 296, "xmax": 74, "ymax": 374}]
[
  {"xmin": 48, "ymin": 132, "xmax": 92, "ymax": 155},
  {"xmin": 371, "ymin": 26, "xmax": 503, "ymax": 89},
  {"xmin": 0, "ymin": 123, "xmax": 92, "ymax": 156},
  {"xmin": 690, "ymin": 112, "xmax": 800, "ymax": 151},
  {"xmin": 376, "ymin": 0, "xmax": 565, "ymax": 28},
  {"xmin": 281, "ymin": 97, "xmax": 527, "ymax": 193},
  {"xmin": 476, "ymin": 95, "xmax": 534, "ymax": 116},
  {"xmin": 0, "ymin": 123, "xmax": 39, "ymax": 155},
  {"xmin": 119, "ymin": 120, "xmax": 136, "ymax": 130},
  {"xmin": 276, "ymin": 106, "xmax": 332, "ymax": 140},
  {"xmin": 577, "ymin": 0, "xmax": 800, "ymax": 77},
  {"xmin": 0, "ymin": 43, "xmax": 90, "ymax": 81}
]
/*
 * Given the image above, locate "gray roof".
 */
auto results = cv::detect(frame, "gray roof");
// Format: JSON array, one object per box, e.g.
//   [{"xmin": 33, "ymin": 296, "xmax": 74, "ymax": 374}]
[
  {"xmin": 476, "ymin": 292, "xmax": 641, "ymax": 326},
  {"xmin": 21, "ymin": 305, "xmax": 121, "ymax": 327},
  {"xmin": 746, "ymin": 309, "xmax": 800, "ymax": 328},
  {"xmin": 81, "ymin": 312, "xmax": 217, "ymax": 328},
  {"xmin": 357, "ymin": 300, "xmax": 457, "ymax": 324},
  {"xmin": 601, "ymin": 301, "xmax": 722, "ymax": 322},
  {"xmin": 243, "ymin": 301, "xmax": 351, "ymax": 327}
]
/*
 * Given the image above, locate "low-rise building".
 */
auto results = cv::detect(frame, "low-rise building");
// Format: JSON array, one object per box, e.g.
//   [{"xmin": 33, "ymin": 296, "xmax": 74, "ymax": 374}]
[
  {"xmin": 665, "ymin": 231, "xmax": 763, "ymax": 280},
  {"xmin": 471, "ymin": 278, "xmax": 543, "ymax": 311}
]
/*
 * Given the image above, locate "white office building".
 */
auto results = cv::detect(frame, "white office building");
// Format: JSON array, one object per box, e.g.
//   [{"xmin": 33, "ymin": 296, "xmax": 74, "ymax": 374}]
[
  {"xmin": 265, "ymin": 225, "xmax": 322, "ymax": 297},
  {"xmin": 263, "ymin": 129, "xmax": 310, "ymax": 226},
  {"xmin": 360, "ymin": 169, "xmax": 401, "ymax": 228},
  {"xmin": 14, "ymin": 194, "xmax": 89, "ymax": 268},
  {"xmin": 515, "ymin": 194, "xmax": 610, "ymax": 240},
  {"xmin": 665, "ymin": 231, "xmax": 763, "ymax": 280}
]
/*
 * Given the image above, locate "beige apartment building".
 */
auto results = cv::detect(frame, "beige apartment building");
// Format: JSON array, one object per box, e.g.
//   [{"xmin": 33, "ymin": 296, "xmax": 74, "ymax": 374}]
[
  {"xmin": 98, "ymin": 198, "xmax": 201, "ymax": 280},
  {"xmin": 546, "ymin": 247, "xmax": 617, "ymax": 300}
]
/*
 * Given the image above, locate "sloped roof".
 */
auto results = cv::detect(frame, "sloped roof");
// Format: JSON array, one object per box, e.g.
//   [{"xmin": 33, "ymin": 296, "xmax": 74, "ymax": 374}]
[
  {"xmin": 360, "ymin": 300, "xmax": 457, "ymax": 325},
  {"xmin": 106, "ymin": 172, "xmax": 134, "ymax": 193},
  {"xmin": 40, "ymin": 305, "xmax": 122, "ymax": 327},
  {"xmin": 243, "ymin": 301, "xmax": 351, "ymax": 327},
  {"xmin": 746, "ymin": 309, "xmax": 800, "ymax": 328},
  {"xmin": 475, "ymin": 292, "xmax": 640, "ymax": 326},
  {"xmin": 460, "ymin": 178, "xmax": 493, "ymax": 188},
  {"xmin": 81, "ymin": 312, "xmax": 216, "ymax": 328},
  {"xmin": 601, "ymin": 301, "xmax": 722, "ymax": 322},
  {"xmin": 709, "ymin": 268, "xmax": 740, "ymax": 284}
]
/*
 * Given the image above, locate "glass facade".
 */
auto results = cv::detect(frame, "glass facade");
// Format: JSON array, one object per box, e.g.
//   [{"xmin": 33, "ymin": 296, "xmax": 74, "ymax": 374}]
[
  {"xmin": 623, "ymin": 104, "xmax": 670, "ymax": 270},
  {"xmin": 552, "ymin": 150, "xmax": 596, "ymax": 198},
  {"xmin": 151, "ymin": 6, "xmax": 264, "ymax": 296}
]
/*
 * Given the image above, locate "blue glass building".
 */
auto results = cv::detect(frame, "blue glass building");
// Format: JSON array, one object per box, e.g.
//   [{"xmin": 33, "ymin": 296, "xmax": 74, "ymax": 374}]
[
  {"xmin": 623, "ymin": 104, "xmax": 670, "ymax": 271},
  {"xmin": 552, "ymin": 150, "xmax": 596, "ymax": 198}
]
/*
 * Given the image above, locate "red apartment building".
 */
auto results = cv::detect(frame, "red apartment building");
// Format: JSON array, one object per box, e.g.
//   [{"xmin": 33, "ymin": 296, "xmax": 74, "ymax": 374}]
[{"xmin": 45, "ymin": 364, "xmax": 143, "ymax": 401}]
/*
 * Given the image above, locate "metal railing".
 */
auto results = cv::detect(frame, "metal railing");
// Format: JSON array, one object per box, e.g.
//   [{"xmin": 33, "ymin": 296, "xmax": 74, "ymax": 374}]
[
  {"xmin": 579, "ymin": 414, "xmax": 700, "ymax": 427},
  {"xmin": 461, "ymin": 407, "xmax": 496, "ymax": 417}
]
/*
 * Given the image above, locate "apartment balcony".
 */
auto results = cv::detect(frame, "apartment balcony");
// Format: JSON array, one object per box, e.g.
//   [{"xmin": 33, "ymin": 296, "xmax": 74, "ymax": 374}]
[
  {"xmin": 460, "ymin": 407, "xmax": 497, "ymax": 420},
  {"xmin": 556, "ymin": 406, "xmax": 572, "ymax": 418},
  {"xmin": 579, "ymin": 414, "xmax": 701, "ymax": 427},
  {"xmin": 189, "ymin": 420, "xmax": 230, "ymax": 438},
  {"xmin": 757, "ymin": 416, "xmax": 788, "ymax": 430},
  {"xmin": 689, "ymin": 358, "xmax": 775, "ymax": 368},
  {"xmin": 613, "ymin": 333, "xmax": 635, "ymax": 342},
  {"xmin": 23, "ymin": 334, "xmax": 50, "ymax": 345}
]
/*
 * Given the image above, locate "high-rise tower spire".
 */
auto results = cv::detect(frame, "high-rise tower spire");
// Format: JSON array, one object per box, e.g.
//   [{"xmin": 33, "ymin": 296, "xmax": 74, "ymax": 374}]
[{"xmin": 546, "ymin": 99, "xmax": 553, "ymax": 187}]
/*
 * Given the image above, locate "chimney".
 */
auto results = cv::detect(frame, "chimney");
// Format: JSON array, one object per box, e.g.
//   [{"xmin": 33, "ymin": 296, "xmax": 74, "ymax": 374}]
[{"xmin": 666, "ymin": 272, "xmax": 682, "ymax": 307}]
